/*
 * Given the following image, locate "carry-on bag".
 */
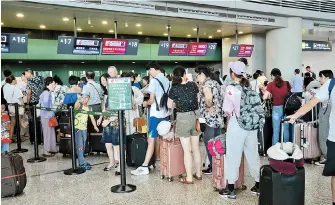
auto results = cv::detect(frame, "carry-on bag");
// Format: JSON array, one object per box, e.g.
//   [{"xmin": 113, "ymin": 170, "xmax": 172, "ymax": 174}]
[
  {"xmin": 59, "ymin": 134, "xmax": 90, "ymax": 157},
  {"xmin": 1, "ymin": 152, "xmax": 27, "ymax": 197},
  {"xmin": 212, "ymin": 154, "xmax": 246, "ymax": 191},
  {"xmin": 257, "ymin": 116, "xmax": 272, "ymax": 156},
  {"xmin": 259, "ymin": 120, "xmax": 305, "ymax": 205},
  {"xmin": 126, "ymin": 108, "xmax": 155, "ymax": 168},
  {"xmin": 89, "ymin": 132, "xmax": 107, "ymax": 154}
]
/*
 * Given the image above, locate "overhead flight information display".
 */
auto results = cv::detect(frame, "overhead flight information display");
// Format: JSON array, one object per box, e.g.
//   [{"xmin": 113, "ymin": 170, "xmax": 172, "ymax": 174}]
[
  {"xmin": 1, "ymin": 33, "xmax": 28, "ymax": 53},
  {"xmin": 101, "ymin": 39, "xmax": 139, "ymax": 55},
  {"xmin": 57, "ymin": 36, "xmax": 101, "ymax": 55},
  {"xmin": 158, "ymin": 41, "xmax": 217, "ymax": 56},
  {"xmin": 229, "ymin": 44, "xmax": 254, "ymax": 57}
]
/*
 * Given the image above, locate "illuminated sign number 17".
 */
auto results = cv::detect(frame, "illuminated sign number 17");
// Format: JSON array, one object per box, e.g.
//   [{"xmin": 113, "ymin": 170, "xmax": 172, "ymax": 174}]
[{"xmin": 60, "ymin": 38, "xmax": 72, "ymax": 44}]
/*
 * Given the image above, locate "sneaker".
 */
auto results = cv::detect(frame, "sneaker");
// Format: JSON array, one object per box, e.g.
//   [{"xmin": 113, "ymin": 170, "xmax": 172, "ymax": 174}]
[
  {"xmin": 130, "ymin": 166, "xmax": 149, "ymax": 176},
  {"xmin": 250, "ymin": 185, "xmax": 260, "ymax": 195},
  {"xmin": 83, "ymin": 163, "xmax": 92, "ymax": 170},
  {"xmin": 219, "ymin": 188, "xmax": 236, "ymax": 200},
  {"xmin": 315, "ymin": 159, "xmax": 326, "ymax": 166},
  {"xmin": 202, "ymin": 167, "xmax": 212, "ymax": 175}
]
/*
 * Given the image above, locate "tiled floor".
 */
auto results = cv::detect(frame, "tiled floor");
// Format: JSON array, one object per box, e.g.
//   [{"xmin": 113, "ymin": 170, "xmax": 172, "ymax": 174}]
[{"xmin": 1, "ymin": 142, "xmax": 332, "ymax": 205}]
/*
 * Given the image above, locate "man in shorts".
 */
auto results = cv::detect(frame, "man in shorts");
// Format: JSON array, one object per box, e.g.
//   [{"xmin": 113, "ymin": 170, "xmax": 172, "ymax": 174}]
[
  {"xmin": 131, "ymin": 61, "xmax": 170, "ymax": 176},
  {"xmin": 287, "ymin": 70, "xmax": 335, "ymax": 205}
]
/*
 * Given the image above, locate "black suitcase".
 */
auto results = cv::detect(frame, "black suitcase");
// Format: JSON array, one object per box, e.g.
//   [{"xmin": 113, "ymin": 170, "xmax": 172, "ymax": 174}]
[
  {"xmin": 59, "ymin": 136, "xmax": 90, "ymax": 157},
  {"xmin": 1, "ymin": 152, "xmax": 27, "ymax": 198},
  {"xmin": 29, "ymin": 117, "xmax": 43, "ymax": 145},
  {"xmin": 259, "ymin": 165, "xmax": 305, "ymax": 205},
  {"xmin": 126, "ymin": 133, "xmax": 156, "ymax": 168},
  {"xmin": 258, "ymin": 117, "xmax": 273, "ymax": 156},
  {"xmin": 89, "ymin": 133, "xmax": 107, "ymax": 154},
  {"xmin": 259, "ymin": 120, "xmax": 305, "ymax": 205}
]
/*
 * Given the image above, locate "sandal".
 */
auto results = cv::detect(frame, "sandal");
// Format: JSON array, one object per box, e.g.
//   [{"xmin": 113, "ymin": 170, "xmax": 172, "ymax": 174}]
[
  {"xmin": 179, "ymin": 177, "xmax": 194, "ymax": 184},
  {"xmin": 193, "ymin": 174, "xmax": 202, "ymax": 181}
]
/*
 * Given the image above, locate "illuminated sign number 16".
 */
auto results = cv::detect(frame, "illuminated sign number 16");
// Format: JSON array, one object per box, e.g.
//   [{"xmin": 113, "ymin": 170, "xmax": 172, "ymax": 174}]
[
  {"xmin": 12, "ymin": 36, "xmax": 26, "ymax": 43},
  {"xmin": 60, "ymin": 38, "xmax": 72, "ymax": 44}
]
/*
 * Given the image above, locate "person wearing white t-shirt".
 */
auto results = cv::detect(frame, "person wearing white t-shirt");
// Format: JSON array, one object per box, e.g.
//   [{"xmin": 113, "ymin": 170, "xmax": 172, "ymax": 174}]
[
  {"xmin": 249, "ymin": 73, "xmax": 260, "ymax": 94},
  {"xmin": 131, "ymin": 61, "xmax": 170, "ymax": 176},
  {"xmin": 287, "ymin": 70, "xmax": 335, "ymax": 205},
  {"xmin": 2, "ymin": 75, "xmax": 24, "ymax": 140}
]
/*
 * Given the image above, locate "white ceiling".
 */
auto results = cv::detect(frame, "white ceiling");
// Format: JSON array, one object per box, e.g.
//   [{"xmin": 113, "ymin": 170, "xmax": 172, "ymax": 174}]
[{"xmin": 1, "ymin": 1, "xmax": 275, "ymax": 39}]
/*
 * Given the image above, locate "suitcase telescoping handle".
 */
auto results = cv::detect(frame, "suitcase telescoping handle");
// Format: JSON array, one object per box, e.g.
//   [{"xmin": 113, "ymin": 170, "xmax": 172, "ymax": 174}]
[{"xmin": 281, "ymin": 118, "xmax": 304, "ymax": 153}]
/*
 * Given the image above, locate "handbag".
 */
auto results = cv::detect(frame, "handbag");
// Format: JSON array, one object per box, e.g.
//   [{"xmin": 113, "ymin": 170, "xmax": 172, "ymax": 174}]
[{"xmin": 48, "ymin": 117, "xmax": 58, "ymax": 127}]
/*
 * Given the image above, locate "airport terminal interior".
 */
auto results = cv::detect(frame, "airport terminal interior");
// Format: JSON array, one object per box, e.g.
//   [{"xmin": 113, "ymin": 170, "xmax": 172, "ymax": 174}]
[{"xmin": 1, "ymin": 0, "xmax": 335, "ymax": 205}]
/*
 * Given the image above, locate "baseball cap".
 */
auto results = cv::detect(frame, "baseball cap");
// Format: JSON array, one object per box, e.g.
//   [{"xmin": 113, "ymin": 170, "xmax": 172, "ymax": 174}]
[
  {"xmin": 81, "ymin": 92, "xmax": 90, "ymax": 97},
  {"xmin": 228, "ymin": 61, "xmax": 247, "ymax": 77}
]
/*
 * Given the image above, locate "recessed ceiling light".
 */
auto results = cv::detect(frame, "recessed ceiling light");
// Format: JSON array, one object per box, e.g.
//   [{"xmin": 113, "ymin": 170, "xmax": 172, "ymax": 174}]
[
  {"xmin": 187, "ymin": 34, "xmax": 191, "ymax": 37},
  {"xmin": 81, "ymin": 62, "xmax": 85, "ymax": 64},
  {"xmin": 163, "ymin": 33, "xmax": 168, "ymax": 36},
  {"xmin": 16, "ymin": 13, "xmax": 24, "ymax": 18},
  {"xmin": 193, "ymin": 28, "xmax": 197, "ymax": 31},
  {"xmin": 138, "ymin": 31, "xmax": 143, "ymax": 35},
  {"xmin": 132, "ymin": 62, "xmax": 136, "ymax": 64},
  {"xmin": 238, "ymin": 31, "xmax": 244, "ymax": 34},
  {"xmin": 90, "ymin": 25, "xmax": 94, "ymax": 28},
  {"xmin": 217, "ymin": 29, "xmax": 221, "ymax": 32},
  {"xmin": 102, "ymin": 21, "xmax": 108, "ymax": 25},
  {"xmin": 125, "ymin": 22, "xmax": 128, "ymax": 27},
  {"xmin": 175, "ymin": 62, "xmax": 178, "ymax": 64},
  {"xmin": 1, "ymin": 22, "xmax": 3, "ymax": 26},
  {"xmin": 109, "ymin": 30, "xmax": 114, "ymax": 33},
  {"xmin": 77, "ymin": 28, "xmax": 82, "ymax": 31},
  {"xmin": 40, "ymin": 25, "xmax": 46, "ymax": 29},
  {"xmin": 208, "ymin": 36, "xmax": 213, "ymax": 39},
  {"xmin": 136, "ymin": 23, "xmax": 141, "ymax": 27},
  {"xmin": 62, "ymin": 17, "xmax": 69, "ymax": 22},
  {"xmin": 166, "ymin": 26, "xmax": 171, "ymax": 29}
]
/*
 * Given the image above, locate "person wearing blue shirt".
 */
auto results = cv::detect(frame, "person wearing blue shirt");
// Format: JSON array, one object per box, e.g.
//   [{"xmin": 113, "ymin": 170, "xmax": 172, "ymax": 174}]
[
  {"xmin": 133, "ymin": 73, "xmax": 142, "ymax": 89},
  {"xmin": 291, "ymin": 69, "xmax": 304, "ymax": 97}
]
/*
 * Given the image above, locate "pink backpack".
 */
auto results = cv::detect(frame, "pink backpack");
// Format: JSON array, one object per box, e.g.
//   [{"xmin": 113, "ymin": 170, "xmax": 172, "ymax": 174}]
[{"xmin": 207, "ymin": 134, "xmax": 226, "ymax": 158}]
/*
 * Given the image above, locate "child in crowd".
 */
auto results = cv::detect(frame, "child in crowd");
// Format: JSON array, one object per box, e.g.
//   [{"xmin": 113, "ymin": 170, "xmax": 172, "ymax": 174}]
[
  {"xmin": 74, "ymin": 93, "xmax": 99, "ymax": 170},
  {"xmin": 1, "ymin": 99, "xmax": 11, "ymax": 153}
]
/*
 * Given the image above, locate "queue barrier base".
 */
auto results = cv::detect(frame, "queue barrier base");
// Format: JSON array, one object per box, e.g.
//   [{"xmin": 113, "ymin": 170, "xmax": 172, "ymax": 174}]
[
  {"xmin": 111, "ymin": 184, "xmax": 136, "ymax": 193},
  {"xmin": 27, "ymin": 157, "xmax": 47, "ymax": 163},
  {"xmin": 12, "ymin": 148, "xmax": 29, "ymax": 153},
  {"xmin": 64, "ymin": 167, "xmax": 86, "ymax": 175}
]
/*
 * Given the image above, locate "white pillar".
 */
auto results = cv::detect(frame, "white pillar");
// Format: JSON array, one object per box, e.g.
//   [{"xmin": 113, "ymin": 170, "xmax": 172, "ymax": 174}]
[{"xmin": 266, "ymin": 17, "xmax": 302, "ymax": 81}]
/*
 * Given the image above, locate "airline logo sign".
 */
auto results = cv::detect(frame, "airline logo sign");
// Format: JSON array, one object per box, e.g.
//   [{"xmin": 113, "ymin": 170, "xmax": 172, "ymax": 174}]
[
  {"xmin": 158, "ymin": 41, "xmax": 217, "ymax": 56},
  {"xmin": 302, "ymin": 40, "xmax": 332, "ymax": 51},
  {"xmin": 101, "ymin": 39, "xmax": 139, "ymax": 55}
]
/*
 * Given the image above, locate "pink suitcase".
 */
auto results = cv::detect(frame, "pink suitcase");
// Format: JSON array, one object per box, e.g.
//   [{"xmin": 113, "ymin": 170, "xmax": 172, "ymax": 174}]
[
  {"xmin": 294, "ymin": 123, "xmax": 321, "ymax": 160},
  {"xmin": 212, "ymin": 154, "xmax": 246, "ymax": 191},
  {"xmin": 160, "ymin": 138, "xmax": 186, "ymax": 182}
]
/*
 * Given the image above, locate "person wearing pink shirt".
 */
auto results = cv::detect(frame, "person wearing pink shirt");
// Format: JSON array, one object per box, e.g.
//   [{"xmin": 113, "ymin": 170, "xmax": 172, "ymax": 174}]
[{"xmin": 219, "ymin": 61, "xmax": 261, "ymax": 200}]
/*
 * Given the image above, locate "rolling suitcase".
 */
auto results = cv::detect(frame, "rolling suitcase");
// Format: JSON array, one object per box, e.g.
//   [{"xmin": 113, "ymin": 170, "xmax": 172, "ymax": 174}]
[
  {"xmin": 159, "ymin": 138, "xmax": 186, "ymax": 182},
  {"xmin": 259, "ymin": 120, "xmax": 305, "ymax": 205},
  {"xmin": 89, "ymin": 133, "xmax": 107, "ymax": 154},
  {"xmin": 1, "ymin": 152, "xmax": 27, "ymax": 198},
  {"xmin": 212, "ymin": 154, "xmax": 246, "ymax": 191},
  {"xmin": 59, "ymin": 134, "xmax": 90, "ymax": 157},
  {"xmin": 294, "ymin": 105, "xmax": 321, "ymax": 161}
]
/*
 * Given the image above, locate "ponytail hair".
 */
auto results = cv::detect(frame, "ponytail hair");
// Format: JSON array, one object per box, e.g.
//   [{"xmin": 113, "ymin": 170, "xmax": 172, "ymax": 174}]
[
  {"xmin": 172, "ymin": 65, "xmax": 185, "ymax": 86},
  {"xmin": 270, "ymin": 68, "xmax": 283, "ymax": 88}
]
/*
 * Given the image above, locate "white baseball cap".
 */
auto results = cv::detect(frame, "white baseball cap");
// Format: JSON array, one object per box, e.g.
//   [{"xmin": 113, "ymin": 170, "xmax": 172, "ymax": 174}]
[{"xmin": 228, "ymin": 61, "xmax": 247, "ymax": 77}]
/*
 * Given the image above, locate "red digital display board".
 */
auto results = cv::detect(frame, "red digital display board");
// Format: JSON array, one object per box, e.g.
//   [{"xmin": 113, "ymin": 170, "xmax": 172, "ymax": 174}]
[
  {"xmin": 237, "ymin": 44, "xmax": 254, "ymax": 57},
  {"xmin": 102, "ymin": 39, "xmax": 127, "ymax": 55},
  {"xmin": 188, "ymin": 42, "xmax": 208, "ymax": 56},
  {"xmin": 169, "ymin": 42, "xmax": 189, "ymax": 55}
]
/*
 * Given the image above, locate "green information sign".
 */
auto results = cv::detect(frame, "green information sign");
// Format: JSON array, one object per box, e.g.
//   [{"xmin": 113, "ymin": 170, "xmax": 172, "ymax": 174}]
[{"xmin": 107, "ymin": 77, "xmax": 132, "ymax": 110}]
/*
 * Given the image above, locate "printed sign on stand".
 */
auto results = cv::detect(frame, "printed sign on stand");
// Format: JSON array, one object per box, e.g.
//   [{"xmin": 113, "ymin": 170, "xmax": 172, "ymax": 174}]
[{"xmin": 107, "ymin": 77, "xmax": 132, "ymax": 110}]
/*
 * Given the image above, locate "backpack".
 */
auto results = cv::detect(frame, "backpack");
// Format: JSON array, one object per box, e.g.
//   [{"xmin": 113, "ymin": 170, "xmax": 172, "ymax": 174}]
[
  {"xmin": 284, "ymin": 81, "xmax": 302, "ymax": 116},
  {"xmin": 153, "ymin": 78, "xmax": 170, "ymax": 111},
  {"xmin": 231, "ymin": 83, "xmax": 265, "ymax": 130}
]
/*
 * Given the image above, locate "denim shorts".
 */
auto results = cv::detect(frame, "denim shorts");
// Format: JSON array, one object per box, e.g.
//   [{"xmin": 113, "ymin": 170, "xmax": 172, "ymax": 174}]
[{"xmin": 102, "ymin": 124, "xmax": 119, "ymax": 145}]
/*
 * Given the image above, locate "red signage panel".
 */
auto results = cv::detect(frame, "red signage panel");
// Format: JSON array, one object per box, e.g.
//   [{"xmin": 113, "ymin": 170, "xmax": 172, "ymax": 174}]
[
  {"xmin": 169, "ymin": 42, "xmax": 189, "ymax": 55},
  {"xmin": 188, "ymin": 42, "xmax": 208, "ymax": 56},
  {"xmin": 102, "ymin": 39, "xmax": 127, "ymax": 55},
  {"xmin": 237, "ymin": 44, "xmax": 254, "ymax": 57}
]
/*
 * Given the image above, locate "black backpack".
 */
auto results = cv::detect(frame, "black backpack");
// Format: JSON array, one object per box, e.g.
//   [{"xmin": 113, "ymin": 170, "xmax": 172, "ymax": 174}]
[
  {"xmin": 154, "ymin": 78, "xmax": 170, "ymax": 111},
  {"xmin": 284, "ymin": 81, "xmax": 302, "ymax": 116}
]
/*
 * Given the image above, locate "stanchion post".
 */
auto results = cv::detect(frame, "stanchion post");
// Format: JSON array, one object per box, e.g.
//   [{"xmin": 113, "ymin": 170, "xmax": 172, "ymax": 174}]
[
  {"xmin": 27, "ymin": 104, "xmax": 46, "ymax": 163},
  {"xmin": 111, "ymin": 110, "xmax": 136, "ymax": 193},
  {"xmin": 64, "ymin": 106, "xmax": 85, "ymax": 175},
  {"xmin": 12, "ymin": 103, "xmax": 28, "ymax": 153}
]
